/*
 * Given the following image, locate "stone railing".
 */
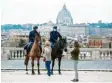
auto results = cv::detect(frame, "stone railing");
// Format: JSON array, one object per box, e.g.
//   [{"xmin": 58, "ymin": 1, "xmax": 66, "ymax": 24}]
[
  {"xmin": 64, "ymin": 48, "xmax": 112, "ymax": 60},
  {"xmin": 1, "ymin": 47, "xmax": 112, "ymax": 60},
  {"xmin": 1, "ymin": 47, "xmax": 25, "ymax": 60}
]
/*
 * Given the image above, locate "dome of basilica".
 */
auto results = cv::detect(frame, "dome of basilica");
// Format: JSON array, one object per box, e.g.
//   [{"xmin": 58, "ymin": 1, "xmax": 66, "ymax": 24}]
[{"xmin": 56, "ymin": 4, "xmax": 73, "ymax": 25}]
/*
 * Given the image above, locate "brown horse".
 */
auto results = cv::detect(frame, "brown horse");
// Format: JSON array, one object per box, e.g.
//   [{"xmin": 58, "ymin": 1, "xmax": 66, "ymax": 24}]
[{"xmin": 24, "ymin": 35, "xmax": 41, "ymax": 75}]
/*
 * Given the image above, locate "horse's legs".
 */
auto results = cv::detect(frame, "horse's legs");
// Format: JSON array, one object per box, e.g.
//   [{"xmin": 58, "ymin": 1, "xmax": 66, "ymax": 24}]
[
  {"xmin": 31, "ymin": 56, "xmax": 35, "ymax": 75},
  {"xmin": 58, "ymin": 57, "xmax": 62, "ymax": 74},
  {"xmin": 24, "ymin": 55, "xmax": 29, "ymax": 74},
  {"xmin": 37, "ymin": 57, "xmax": 40, "ymax": 75},
  {"xmin": 51, "ymin": 58, "xmax": 55, "ymax": 75}
]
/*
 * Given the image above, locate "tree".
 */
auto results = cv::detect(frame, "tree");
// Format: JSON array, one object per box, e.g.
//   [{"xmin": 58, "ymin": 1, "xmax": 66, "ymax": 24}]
[{"xmin": 19, "ymin": 39, "xmax": 26, "ymax": 47}]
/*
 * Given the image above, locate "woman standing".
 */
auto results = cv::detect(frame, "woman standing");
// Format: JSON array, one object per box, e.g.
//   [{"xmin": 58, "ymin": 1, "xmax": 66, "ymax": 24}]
[
  {"xmin": 43, "ymin": 39, "xmax": 52, "ymax": 76},
  {"xmin": 71, "ymin": 41, "xmax": 80, "ymax": 82}
]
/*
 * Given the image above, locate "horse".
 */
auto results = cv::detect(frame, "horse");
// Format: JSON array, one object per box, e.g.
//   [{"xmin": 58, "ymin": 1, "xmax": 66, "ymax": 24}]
[
  {"xmin": 51, "ymin": 37, "xmax": 67, "ymax": 74},
  {"xmin": 24, "ymin": 35, "xmax": 41, "ymax": 75}
]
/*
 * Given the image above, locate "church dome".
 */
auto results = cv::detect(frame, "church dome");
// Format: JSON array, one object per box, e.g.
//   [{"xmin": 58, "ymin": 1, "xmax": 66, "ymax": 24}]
[{"xmin": 56, "ymin": 4, "xmax": 73, "ymax": 25}]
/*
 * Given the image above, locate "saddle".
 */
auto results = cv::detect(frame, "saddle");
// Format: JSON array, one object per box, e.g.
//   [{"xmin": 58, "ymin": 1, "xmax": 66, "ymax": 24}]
[
  {"xmin": 24, "ymin": 42, "xmax": 33, "ymax": 54},
  {"xmin": 24, "ymin": 42, "xmax": 42, "ymax": 55}
]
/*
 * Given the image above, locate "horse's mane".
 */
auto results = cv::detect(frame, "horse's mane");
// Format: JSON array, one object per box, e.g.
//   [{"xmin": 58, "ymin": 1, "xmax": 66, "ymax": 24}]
[
  {"xmin": 55, "ymin": 37, "xmax": 66, "ymax": 49},
  {"xmin": 29, "ymin": 35, "xmax": 41, "ymax": 57}
]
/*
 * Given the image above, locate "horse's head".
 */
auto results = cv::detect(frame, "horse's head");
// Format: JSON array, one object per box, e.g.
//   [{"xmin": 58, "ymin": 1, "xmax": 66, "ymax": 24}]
[
  {"xmin": 56, "ymin": 37, "xmax": 67, "ymax": 52},
  {"xmin": 35, "ymin": 35, "xmax": 40, "ymax": 43}
]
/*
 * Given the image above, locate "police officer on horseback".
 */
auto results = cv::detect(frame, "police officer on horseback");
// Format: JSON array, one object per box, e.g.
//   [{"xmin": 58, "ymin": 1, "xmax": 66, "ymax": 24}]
[
  {"xmin": 24, "ymin": 26, "xmax": 42, "ymax": 53},
  {"xmin": 50, "ymin": 26, "xmax": 62, "ymax": 48},
  {"xmin": 29, "ymin": 26, "xmax": 40, "ymax": 43}
]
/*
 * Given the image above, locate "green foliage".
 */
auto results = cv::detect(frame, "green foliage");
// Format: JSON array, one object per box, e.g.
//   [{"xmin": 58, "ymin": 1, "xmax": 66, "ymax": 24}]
[{"xmin": 19, "ymin": 39, "xmax": 26, "ymax": 47}]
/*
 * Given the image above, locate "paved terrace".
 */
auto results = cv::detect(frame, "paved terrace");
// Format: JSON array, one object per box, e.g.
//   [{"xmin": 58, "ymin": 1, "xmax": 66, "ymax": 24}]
[{"xmin": 1, "ymin": 71, "xmax": 112, "ymax": 82}]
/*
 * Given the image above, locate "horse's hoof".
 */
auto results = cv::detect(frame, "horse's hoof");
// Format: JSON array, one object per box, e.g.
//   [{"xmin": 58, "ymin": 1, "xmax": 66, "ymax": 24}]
[
  {"xmin": 59, "ymin": 72, "xmax": 61, "ymax": 75},
  {"xmin": 32, "ymin": 72, "xmax": 35, "ymax": 75},
  {"xmin": 32, "ymin": 73, "xmax": 35, "ymax": 75},
  {"xmin": 38, "ymin": 73, "xmax": 41, "ymax": 75},
  {"xmin": 26, "ymin": 72, "xmax": 28, "ymax": 74}
]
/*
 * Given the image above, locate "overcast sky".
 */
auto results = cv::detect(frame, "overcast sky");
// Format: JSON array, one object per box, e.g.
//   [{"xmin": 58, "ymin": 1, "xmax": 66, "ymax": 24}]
[{"xmin": 1, "ymin": 0, "xmax": 112, "ymax": 24}]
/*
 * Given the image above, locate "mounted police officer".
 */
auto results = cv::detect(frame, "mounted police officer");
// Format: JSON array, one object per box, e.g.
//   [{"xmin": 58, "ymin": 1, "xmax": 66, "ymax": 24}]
[
  {"xmin": 24, "ymin": 26, "xmax": 42, "ymax": 53},
  {"xmin": 49, "ymin": 26, "xmax": 62, "ymax": 48}
]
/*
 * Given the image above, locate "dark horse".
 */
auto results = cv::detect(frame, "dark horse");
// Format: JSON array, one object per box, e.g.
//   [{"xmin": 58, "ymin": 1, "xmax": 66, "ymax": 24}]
[
  {"xmin": 24, "ymin": 35, "xmax": 41, "ymax": 75},
  {"xmin": 51, "ymin": 37, "xmax": 67, "ymax": 74}
]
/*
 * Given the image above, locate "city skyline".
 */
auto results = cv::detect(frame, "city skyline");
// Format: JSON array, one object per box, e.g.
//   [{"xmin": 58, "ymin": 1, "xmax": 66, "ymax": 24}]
[{"xmin": 1, "ymin": 0, "xmax": 112, "ymax": 24}]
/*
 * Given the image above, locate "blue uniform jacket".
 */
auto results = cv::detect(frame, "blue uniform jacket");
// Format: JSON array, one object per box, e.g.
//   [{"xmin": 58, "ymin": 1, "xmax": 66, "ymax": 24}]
[
  {"xmin": 29, "ymin": 30, "xmax": 40, "ymax": 42},
  {"xmin": 50, "ymin": 31, "xmax": 62, "ymax": 43}
]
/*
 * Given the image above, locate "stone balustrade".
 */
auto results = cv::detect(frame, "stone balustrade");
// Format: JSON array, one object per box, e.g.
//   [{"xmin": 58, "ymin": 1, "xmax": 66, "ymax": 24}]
[
  {"xmin": 1, "ymin": 47, "xmax": 112, "ymax": 60},
  {"xmin": 1, "ymin": 47, "xmax": 25, "ymax": 60},
  {"xmin": 66, "ymin": 48, "xmax": 112, "ymax": 60}
]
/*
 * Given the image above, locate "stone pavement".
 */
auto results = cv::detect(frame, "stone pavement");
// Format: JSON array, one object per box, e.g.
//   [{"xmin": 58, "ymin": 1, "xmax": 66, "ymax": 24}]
[{"xmin": 1, "ymin": 71, "xmax": 112, "ymax": 82}]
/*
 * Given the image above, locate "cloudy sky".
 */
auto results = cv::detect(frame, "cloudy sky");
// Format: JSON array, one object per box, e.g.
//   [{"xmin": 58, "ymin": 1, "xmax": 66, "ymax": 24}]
[{"xmin": 1, "ymin": 0, "xmax": 112, "ymax": 24}]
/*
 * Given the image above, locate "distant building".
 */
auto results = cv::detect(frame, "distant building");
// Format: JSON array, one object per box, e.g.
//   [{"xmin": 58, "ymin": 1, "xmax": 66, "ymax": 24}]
[
  {"xmin": 88, "ymin": 22, "xmax": 112, "ymax": 36},
  {"xmin": 88, "ymin": 35, "xmax": 112, "ymax": 48},
  {"xmin": 3, "ymin": 30, "xmax": 29, "ymax": 47},
  {"xmin": 88, "ymin": 35, "xmax": 102, "ymax": 48},
  {"xmin": 38, "ymin": 21, "xmax": 54, "ymax": 37},
  {"xmin": 56, "ymin": 4, "xmax": 73, "ymax": 25},
  {"xmin": 39, "ymin": 4, "xmax": 87, "ymax": 37},
  {"xmin": 57, "ymin": 24, "xmax": 87, "ymax": 37}
]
